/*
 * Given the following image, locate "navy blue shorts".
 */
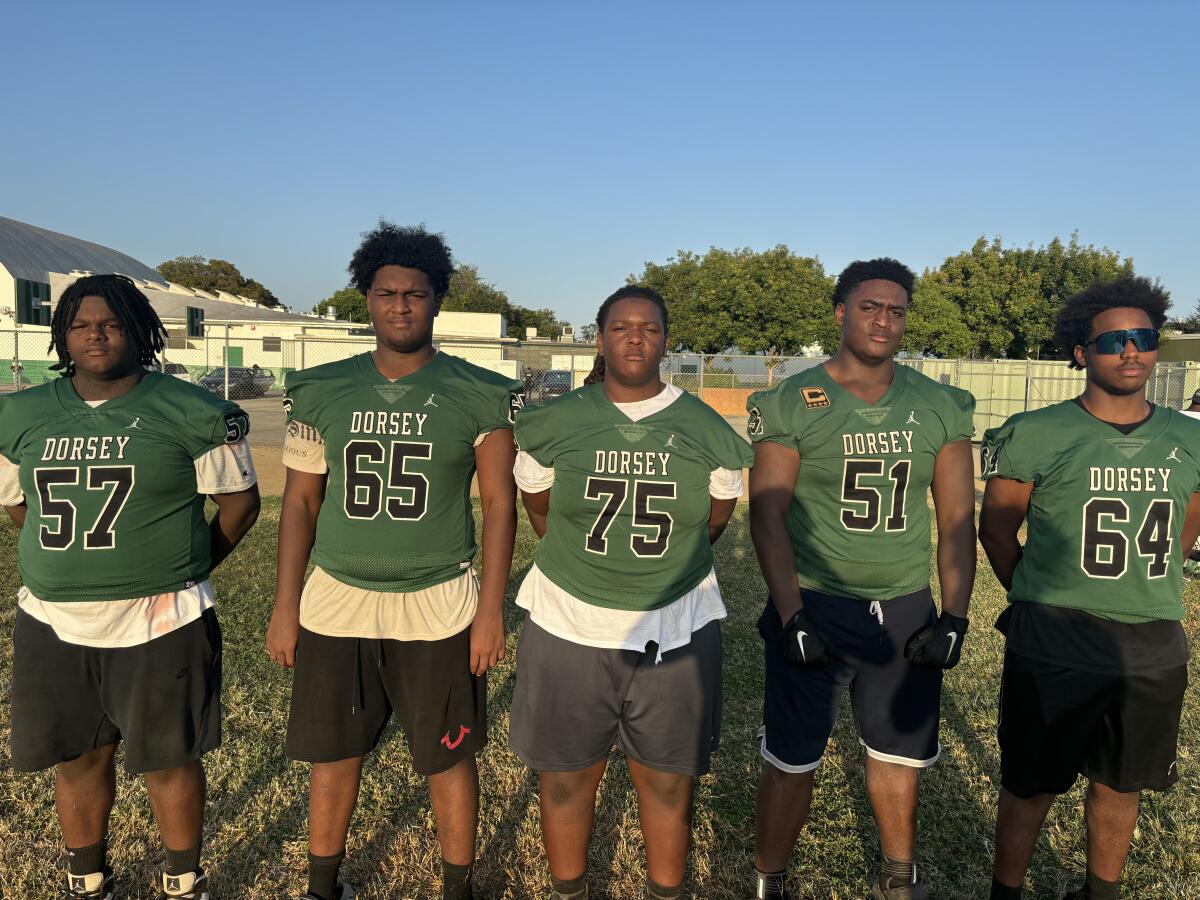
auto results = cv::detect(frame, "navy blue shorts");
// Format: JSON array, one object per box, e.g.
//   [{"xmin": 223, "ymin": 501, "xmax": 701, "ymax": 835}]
[{"xmin": 758, "ymin": 586, "xmax": 942, "ymax": 772}]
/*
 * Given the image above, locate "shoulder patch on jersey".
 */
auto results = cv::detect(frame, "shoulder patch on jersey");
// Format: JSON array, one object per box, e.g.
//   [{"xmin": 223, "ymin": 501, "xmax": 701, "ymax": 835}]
[
  {"xmin": 508, "ymin": 390, "xmax": 526, "ymax": 424},
  {"xmin": 223, "ymin": 411, "xmax": 249, "ymax": 443},
  {"xmin": 748, "ymin": 406, "xmax": 764, "ymax": 436},
  {"xmin": 282, "ymin": 395, "xmax": 293, "ymax": 416},
  {"xmin": 801, "ymin": 387, "xmax": 830, "ymax": 408}
]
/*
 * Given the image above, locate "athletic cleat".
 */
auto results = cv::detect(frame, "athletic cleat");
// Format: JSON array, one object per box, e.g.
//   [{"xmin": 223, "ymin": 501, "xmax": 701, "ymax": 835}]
[
  {"xmin": 298, "ymin": 883, "xmax": 356, "ymax": 900},
  {"xmin": 160, "ymin": 869, "xmax": 211, "ymax": 899},
  {"xmin": 871, "ymin": 880, "xmax": 927, "ymax": 900},
  {"xmin": 64, "ymin": 868, "xmax": 115, "ymax": 899},
  {"xmin": 751, "ymin": 868, "xmax": 788, "ymax": 900}
]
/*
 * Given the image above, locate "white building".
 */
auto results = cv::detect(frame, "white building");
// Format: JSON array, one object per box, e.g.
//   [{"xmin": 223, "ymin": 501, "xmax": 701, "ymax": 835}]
[{"xmin": 0, "ymin": 215, "xmax": 517, "ymax": 388}]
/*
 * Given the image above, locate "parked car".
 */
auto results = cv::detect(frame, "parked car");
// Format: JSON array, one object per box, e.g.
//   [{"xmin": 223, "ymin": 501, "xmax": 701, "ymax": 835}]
[
  {"xmin": 145, "ymin": 360, "xmax": 193, "ymax": 383},
  {"xmin": 198, "ymin": 366, "xmax": 275, "ymax": 399},
  {"xmin": 529, "ymin": 369, "xmax": 573, "ymax": 403}
]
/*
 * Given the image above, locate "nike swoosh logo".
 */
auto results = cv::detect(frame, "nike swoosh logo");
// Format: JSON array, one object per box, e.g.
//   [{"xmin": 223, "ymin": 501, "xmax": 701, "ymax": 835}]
[
  {"xmin": 796, "ymin": 631, "xmax": 807, "ymax": 661},
  {"xmin": 944, "ymin": 632, "xmax": 957, "ymax": 661}
]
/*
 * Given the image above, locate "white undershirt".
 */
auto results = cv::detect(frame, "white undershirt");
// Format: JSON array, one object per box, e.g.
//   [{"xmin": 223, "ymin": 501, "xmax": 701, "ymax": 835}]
[
  {"xmin": 2, "ymin": 399, "xmax": 258, "ymax": 647},
  {"xmin": 513, "ymin": 383, "xmax": 743, "ymax": 657}
]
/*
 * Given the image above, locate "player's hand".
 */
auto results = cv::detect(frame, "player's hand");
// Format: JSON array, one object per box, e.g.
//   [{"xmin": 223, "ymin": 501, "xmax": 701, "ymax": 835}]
[
  {"xmin": 781, "ymin": 608, "xmax": 831, "ymax": 666},
  {"xmin": 470, "ymin": 608, "xmax": 506, "ymax": 676},
  {"xmin": 266, "ymin": 606, "xmax": 300, "ymax": 668},
  {"xmin": 904, "ymin": 610, "xmax": 969, "ymax": 668}
]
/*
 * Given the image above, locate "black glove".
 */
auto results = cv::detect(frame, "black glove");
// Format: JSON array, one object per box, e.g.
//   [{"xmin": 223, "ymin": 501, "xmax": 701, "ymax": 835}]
[
  {"xmin": 904, "ymin": 610, "xmax": 969, "ymax": 668},
  {"xmin": 781, "ymin": 608, "xmax": 831, "ymax": 666}
]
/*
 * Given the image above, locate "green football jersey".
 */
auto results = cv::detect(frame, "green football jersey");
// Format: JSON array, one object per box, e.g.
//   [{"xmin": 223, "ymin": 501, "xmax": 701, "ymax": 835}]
[
  {"xmin": 982, "ymin": 401, "xmax": 1200, "ymax": 623},
  {"xmin": 0, "ymin": 373, "xmax": 250, "ymax": 602},
  {"xmin": 515, "ymin": 384, "xmax": 754, "ymax": 611},
  {"xmin": 284, "ymin": 352, "xmax": 524, "ymax": 591},
  {"xmin": 747, "ymin": 364, "xmax": 975, "ymax": 601}
]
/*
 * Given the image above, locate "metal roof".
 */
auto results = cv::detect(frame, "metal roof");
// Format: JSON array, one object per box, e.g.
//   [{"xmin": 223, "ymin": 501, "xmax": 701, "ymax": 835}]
[
  {"xmin": 0, "ymin": 215, "xmax": 166, "ymax": 286},
  {"xmin": 145, "ymin": 287, "xmax": 324, "ymax": 324}
]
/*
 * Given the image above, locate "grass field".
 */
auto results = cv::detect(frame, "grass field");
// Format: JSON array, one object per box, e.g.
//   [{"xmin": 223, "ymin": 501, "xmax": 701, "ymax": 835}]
[{"xmin": 2, "ymin": 501, "xmax": 1199, "ymax": 899}]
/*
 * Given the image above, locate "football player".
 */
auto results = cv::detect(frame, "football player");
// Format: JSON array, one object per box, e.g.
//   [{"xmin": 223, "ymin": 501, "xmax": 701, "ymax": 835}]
[
  {"xmin": 980, "ymin": 277, "xmax": 1200, "ymax": 900},
  {"xmin": 267, "ymin": 223, "xmax": 523, "ymax": 900},
  {"xmin": 509, "ymin": 286, "xmax": 753, "ymax": 900},
  {"xmin": 1, "ymin": 274, "xmax": 260, "ymax": 900},
  {"xmin": 747, "ymin": 259, "xmax": 977, "ymax": 900}
]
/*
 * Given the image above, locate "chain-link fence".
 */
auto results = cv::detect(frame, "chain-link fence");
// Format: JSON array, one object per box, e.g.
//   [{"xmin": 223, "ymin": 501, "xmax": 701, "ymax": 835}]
[{"xmin": 3, "ymin": 328, "xmax": 1199, "ymax": 438}]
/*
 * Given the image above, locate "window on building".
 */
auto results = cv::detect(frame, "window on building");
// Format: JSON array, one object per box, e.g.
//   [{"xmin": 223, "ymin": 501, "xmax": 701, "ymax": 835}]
[{"xmin": 262, "ymin": 336, "xmax": 282, "ymax": 352}]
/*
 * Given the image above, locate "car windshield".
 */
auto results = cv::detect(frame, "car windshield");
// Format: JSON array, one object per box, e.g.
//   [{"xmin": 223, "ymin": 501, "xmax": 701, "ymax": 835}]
[{"xmin": 544, "ymin": 372, "xmax": 570, "ymax": 387}]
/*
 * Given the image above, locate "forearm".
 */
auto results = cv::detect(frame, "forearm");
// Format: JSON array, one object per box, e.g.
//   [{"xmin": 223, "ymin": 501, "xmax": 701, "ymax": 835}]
[
  {"xmin": 750, "ymin": 506, "xmax": 802, "ymax": 621},
  {"xmin": 274, "ymin": 496, "xmax": 319, "ymax": 611},
  {"xmin": 209, "ymin": 492, "xmax": 260, "ymax": 570},
  {"xmin": 936, "ymin": 517, "xmax": 976, "ymax": 617},
  {"xmin": 708, "ymin": 497, "xmax": 737, "ymax": 544},
  {"xmin": 4, "ymin": 502, "xmax": 26, "ymax": 529},
  {"xmin": 477, "ymin": 496, "xmax": 516, "ymax": 617},
  {"xmin": 979, "ymin": 532, "xmax": 1022, "ymax": 592}
]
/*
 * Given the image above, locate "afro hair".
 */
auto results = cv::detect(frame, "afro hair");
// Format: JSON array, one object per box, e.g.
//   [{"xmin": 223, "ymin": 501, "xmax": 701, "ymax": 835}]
[
  {"xmin": 348, "ymin": 221, "xmax": 454, "ymax": 297},
  {"xmin": 832, "ymin": 257, "xmax": 915, "ymax": 309},
  {"xmin": 1054, "ymin": 276, "xmax": 1169, "ymax": 369}
]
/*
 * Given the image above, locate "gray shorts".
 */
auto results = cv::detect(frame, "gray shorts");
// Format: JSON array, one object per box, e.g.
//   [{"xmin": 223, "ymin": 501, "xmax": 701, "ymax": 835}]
[{"xmin": 509, "ymin": 618, "xmax": 722, "ymax": 776}]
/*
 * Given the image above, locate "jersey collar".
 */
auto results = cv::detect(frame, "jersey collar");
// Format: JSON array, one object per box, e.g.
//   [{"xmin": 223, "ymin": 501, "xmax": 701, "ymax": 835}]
[
  {"xmin": 54, "ymin": 370, "xmax": 159, "ymax": 416},
  {"xmin": 816, "ymin": 361, "xmax": 909, "ymax": 409}
]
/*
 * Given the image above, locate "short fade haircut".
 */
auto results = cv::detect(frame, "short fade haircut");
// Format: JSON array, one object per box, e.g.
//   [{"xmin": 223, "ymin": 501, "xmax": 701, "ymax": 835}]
[
  {"xmin": 50, "ymin": 274, "xmax": 167, "ymax": 376},
  {"xmin": 348, "ymin": 221, "xmax": 455, "ymax": 297},
  {"xmin": 1054, "ymin": 275, "xmax": 1169, "ymax": 369},
  {"xmin": 832, "ymin": 258, "xmax": 915, "ymax": 309}
]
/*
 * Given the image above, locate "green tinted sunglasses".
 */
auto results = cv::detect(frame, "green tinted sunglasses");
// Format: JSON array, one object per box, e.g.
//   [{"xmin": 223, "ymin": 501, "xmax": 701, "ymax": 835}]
[{"xmin": 1085, "ymin": 328, "xmax": 1159, "ymax": 355}]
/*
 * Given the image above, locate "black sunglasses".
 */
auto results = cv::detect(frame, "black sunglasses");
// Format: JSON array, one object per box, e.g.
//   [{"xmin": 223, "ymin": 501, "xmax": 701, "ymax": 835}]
[{"xmin": 1085, "ymin": 328, "xmax": 1159, "ymax": 355}]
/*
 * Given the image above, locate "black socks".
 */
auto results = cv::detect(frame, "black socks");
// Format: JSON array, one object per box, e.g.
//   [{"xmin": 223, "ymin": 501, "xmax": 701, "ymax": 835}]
[
  {"xmin": 307, "ymin": 850, "xmax": 344, "ymax": 900},
  {"xmin": 990, "ymin": 877, "xmax": 1023, "ymax": 899},
  {"xmin": 442, "ymin": 858, "xmax": 473, "ymax": 900},
  {"xmin": 164, "ymin": 844, "xmax": 201, "ymax": 877},
  {"xmin": 646, "ymin": 875, "xmax": 684, "ymax": 898},
  {"xmin": 551, "ymin": 872, "xmax": 588, "ymax": 899},
  {"xmin": 66, "ymin": 838, "xmax": 107, "ymax": 876}
]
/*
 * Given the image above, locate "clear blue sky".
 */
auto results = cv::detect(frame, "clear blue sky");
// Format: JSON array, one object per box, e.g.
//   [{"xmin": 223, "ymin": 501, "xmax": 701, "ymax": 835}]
[{"xmin": 3, "ymin": 1, "xmax": 1197, "ymax": 326}]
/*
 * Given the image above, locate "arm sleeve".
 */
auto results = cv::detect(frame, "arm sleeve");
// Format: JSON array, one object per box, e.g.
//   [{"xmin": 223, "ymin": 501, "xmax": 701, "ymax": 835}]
[
  {"xmin": 746, "ymin": 384, "xmax": 800, "ymax": 449},
  {"xmin": 513, "ymin": 403, "xmax": 557, "ymax": 467},
  {"xmin": 709, "ymin": 466, "xmax": 744, "ymax": 500},
  {"xmin": 283, "ymin": 421, "xmax": 328, "ymax": 474},
  {"xmin": 514, "ymin": 450, "xmax": 555, "ymax": 492},
  {"xmin": 980, "ymin": 417, "xmax": 1038, "ymax": 483},
  {"xmin": 195, "ymin": 439, "xmax": 258, "ymax": 493},
  {"xmin": 943, "ymin": 387, "xmax": 977, "ymax": 443},
  {"xmin": 0, "ymin": 455, "xmax": 22, "ymax": 505}
]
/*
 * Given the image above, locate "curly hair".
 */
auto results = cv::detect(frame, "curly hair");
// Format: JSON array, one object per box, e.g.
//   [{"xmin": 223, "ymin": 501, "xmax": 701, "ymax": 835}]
[
  {"xmin": 49, "ymin": 274, "xmax": 167, "ymax": 376},
  {"xmin": 584, "ymin": 285, "xmax": 669, "ymax": 384},
  {"xmin": 832, "ymin": 258, "xmax": 915, "ymax": 309},
  {"xmin": 1055, "ymin": 276, "xmax": 1169, "ymax": 369},
  {"xmin": 348, "ymin": 221, "xmax": 454, "ymax": 296}
]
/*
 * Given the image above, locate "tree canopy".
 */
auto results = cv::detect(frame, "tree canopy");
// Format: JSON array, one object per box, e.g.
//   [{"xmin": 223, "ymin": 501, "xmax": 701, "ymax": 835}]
[
  {"xmin": 313, "ymin": 287, "xmax": 368, "ymax": 322},
  {"xmin": 157, "ymin": 256, "xmax": 281, "ymax": 307}
]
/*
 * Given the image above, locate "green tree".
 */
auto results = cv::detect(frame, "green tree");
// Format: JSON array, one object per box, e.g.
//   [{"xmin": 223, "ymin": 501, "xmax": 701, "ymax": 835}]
[
  {"xmin": 924, "ymin": 234, "xmax": 1134, "ymax": 359},
  {"xmin": 1170, "ymin": 301, "xmax": 1200, "ymax": 334},
  {"xmin": 903, "ymin": 278, "xmax": 976, "ymax": 357},
  {"xmin": 634, "ymin": 245, "xmax": 835, "ymax": 380},
  {"xmin": 508, "ymin": 305, "xmax": 564, "ymax": 340},
  {"xmin": 314, "ymin": 287, "xmax": 368, "ymax": 323},
  {"xmin": 578, "ymin": 322, "xmax": 598, "ymax": 343},
  {"xmin": 441, "ymin": 264, "xmax": 510, "ymax": 314},
  {"xmin": 157, "ymin": 255, "xmax": 281, "ymax": 306}
]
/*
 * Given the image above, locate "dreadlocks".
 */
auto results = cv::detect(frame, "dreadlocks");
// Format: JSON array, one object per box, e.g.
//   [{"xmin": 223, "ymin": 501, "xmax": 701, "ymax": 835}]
[{"xmin": 50, "ymin": 274, "xmax": 167, "ymax": 376}]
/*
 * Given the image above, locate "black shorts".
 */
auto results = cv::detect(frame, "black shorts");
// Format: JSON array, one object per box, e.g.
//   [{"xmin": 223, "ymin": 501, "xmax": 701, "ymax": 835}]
[
  {"xmin": 10, "ymin": 607, "xmax": 222, "ymax": 775},
  {"xmin": 758, "ymin": 587, "xmax": 942, "ymax": 772},
  {"xmin": 285, "ymin": 624, "xmax": 486, "ymax": 776},
  {"xmin": 509, "ymin": 619, "xmax": 722, "ymax": 776},
  {"xmin": 998, "ymin": 650, "xmax": 1186, "ymax": 797}
]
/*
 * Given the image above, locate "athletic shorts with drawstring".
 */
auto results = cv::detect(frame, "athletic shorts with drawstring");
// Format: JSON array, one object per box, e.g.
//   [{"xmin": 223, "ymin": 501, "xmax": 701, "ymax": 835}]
[
  {"xmin": 758, "ymin": 586, "xmax": 942, "ymax": 773},
  {"xmin": 285, "ymin": 624, "xmax": 485, "ymax": 776}
]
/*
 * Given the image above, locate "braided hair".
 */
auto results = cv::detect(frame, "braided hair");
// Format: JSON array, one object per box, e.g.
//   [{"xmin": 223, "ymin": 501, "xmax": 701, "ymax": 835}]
[
  {"xmin": 584, "ymin": 285, "xmax": 669, "ymax": 384},
  {"xmin": 50, "ymin": 274, "xmax": 167, "ymax": 376}
]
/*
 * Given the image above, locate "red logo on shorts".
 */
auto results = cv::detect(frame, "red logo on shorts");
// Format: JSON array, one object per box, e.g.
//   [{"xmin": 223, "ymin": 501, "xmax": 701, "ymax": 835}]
[{"xmin": 442, "ymin": 725, "xmax": 471, "ymax": 750}]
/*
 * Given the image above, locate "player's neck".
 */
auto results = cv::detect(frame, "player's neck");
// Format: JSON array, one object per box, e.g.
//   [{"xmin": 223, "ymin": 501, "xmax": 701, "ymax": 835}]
[
  {"xmin": 1078, "ymin": 383, "xmax": 1151, "ymax": 425},
  {"xmin": 824, "ymin": 348, "xmax": 896, "ymax": 404},
  {"xmin": 604, "ymin": 375, "xmax": 665, "ymax": 404},
  {"xmin": 71, "ymin": 368, "xmax": 144, "ymax": 402},
  {"xmin": 371, "ymin": 343, "xmax": 436, "ymax": 380}
]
